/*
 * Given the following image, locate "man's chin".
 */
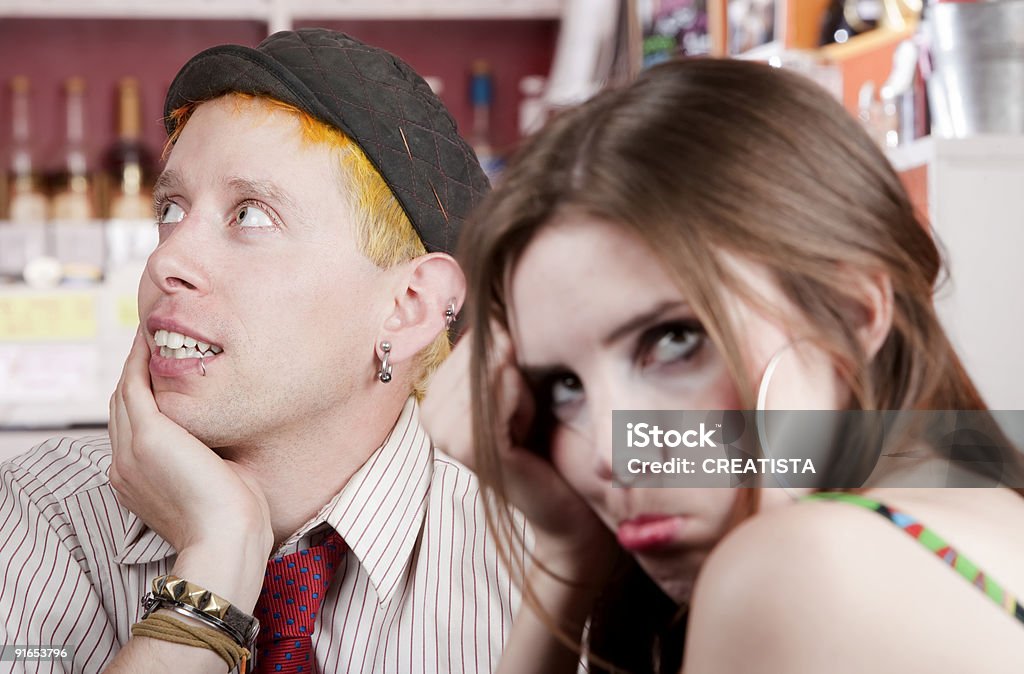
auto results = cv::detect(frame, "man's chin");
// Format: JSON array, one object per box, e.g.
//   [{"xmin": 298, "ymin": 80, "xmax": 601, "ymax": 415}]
[{"xmin": 152, "ymin": 392, "xmax": 237, "ymax": 449}]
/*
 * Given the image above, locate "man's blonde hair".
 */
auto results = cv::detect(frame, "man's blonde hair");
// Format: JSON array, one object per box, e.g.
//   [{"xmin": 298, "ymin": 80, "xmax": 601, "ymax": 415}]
[{"xmin": 166, "ymin": 94, "xmax": 451, "ymax": 398}]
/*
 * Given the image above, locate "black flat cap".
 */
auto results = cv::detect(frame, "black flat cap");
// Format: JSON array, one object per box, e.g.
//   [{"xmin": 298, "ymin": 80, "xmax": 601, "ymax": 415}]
[{"xmin": 164, "ymin": 28, "xmax": 489, "ymax": 255}]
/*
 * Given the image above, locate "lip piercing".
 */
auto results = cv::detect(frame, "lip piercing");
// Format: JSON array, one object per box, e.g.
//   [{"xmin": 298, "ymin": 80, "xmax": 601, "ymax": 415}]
[{"xmin": 199, "ymin": 353, "xmax": 207, "ymax": 377}]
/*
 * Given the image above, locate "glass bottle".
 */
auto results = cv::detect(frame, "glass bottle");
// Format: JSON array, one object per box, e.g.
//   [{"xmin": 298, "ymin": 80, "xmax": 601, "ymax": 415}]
[
  {"xmin": 49, "ymin": 77, "xmax": 96, "ymax": 222},
  {"xmin": 105, "ymin": 77, "xmax": 155, "ymax": 220},
  {"xmin": 5, "ymin": 76, "xmax": 48, "ymax": 223},
  {"xmin": 469, "ymin": 60, "xmax": 504, "ymax": 182}
]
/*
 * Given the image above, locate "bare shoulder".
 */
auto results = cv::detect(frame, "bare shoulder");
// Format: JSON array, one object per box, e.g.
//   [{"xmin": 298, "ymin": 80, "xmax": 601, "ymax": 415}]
[
  {"xmin": 682, "ymin": 495, "xmax": 1024, "ymax": 674},
  {"xmin": 688, "ymin": 498, "xmax": 870, "ymax": 620}
]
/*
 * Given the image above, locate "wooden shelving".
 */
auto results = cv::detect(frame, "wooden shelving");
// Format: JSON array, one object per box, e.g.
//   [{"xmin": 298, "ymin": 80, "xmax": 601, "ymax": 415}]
[{"xmin": 0, "ymin": 0, "xmax": 565, "ymax": 30}]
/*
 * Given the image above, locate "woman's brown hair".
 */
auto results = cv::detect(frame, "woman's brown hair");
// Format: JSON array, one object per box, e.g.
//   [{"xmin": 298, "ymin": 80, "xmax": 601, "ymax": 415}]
[{"xmin": 457, "ymin": 57, "xmax": 1023, "ymax": 672}]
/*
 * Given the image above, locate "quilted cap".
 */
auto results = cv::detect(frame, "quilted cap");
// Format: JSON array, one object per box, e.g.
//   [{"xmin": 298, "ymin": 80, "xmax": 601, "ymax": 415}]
[{"xmin": 164, "ymin": 28, "xmax": 489, "ymax": 255}]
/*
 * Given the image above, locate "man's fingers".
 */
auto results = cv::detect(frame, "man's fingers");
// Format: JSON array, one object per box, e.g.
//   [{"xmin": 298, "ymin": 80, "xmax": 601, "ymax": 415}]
[
  {"xmin": 114, "ymin": 381, "xmax": 133, "ymax": 447},
  {"xmin": 122, "ymin": 328, "xmax": 160, "ymax": 421},
  {"xmin": 108, "ymin": 392, "xmax": 119, "ymax": 445}
]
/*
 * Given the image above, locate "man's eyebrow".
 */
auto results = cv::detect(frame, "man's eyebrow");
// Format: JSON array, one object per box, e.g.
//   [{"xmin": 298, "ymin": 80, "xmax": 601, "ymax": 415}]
[
  {"xmin": 226, "ymin": 177, "xmax": 304, "ymax": 219},
  {"xmin": 153, "ymin": 168, "xmax": 184, "ymax": 196},
  {"xmin": 152, "ymin": 171, "xmax": 310, "ymax": 224}
]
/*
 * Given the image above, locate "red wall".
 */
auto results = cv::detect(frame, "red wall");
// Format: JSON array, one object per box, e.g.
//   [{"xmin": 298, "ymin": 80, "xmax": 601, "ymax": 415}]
[{"xmin": 0, "ymin": 17, "xmax": 558, "ymax": 176}]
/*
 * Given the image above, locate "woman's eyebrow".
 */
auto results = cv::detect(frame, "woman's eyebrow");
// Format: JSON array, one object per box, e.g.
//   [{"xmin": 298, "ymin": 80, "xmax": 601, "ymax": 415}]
[
  {"xmin": 601, "ymin": 300, "xmax": 689, "ymax": 346},
  {"xmin": 518, "ymin": 364, "xmax": 559, "ymax": 388}
]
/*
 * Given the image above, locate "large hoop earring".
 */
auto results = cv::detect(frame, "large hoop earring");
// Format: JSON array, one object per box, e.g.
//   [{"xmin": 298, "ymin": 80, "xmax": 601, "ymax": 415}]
[{"xmin": 755, "ymin": 340, "xmax": 806, "ymax": 495}]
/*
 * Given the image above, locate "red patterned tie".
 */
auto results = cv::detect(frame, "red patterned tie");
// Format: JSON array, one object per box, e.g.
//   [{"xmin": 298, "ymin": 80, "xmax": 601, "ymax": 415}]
[{"xmin": 254, "ymin": 532, "xmax": 345, "ymax": 673}]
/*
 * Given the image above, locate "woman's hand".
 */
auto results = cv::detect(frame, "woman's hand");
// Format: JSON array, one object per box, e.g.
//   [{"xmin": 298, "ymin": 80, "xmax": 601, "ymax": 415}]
[
  {"xmin": 109, "ymin": 329, "xmax": 272, "ymax": 609},
  {"xmin": 424, "ymin": 327, "xmax": 618, "ymax": 673},
  {"xmin": 422, "ymin": 327, "xmax": 616, "ymax": 577}
]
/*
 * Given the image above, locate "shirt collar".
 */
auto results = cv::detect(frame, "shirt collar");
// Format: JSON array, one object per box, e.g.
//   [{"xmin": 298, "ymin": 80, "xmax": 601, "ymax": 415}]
[{"xmin": 117, "ymin": 398, "xmax": 434, "ymax": 606}]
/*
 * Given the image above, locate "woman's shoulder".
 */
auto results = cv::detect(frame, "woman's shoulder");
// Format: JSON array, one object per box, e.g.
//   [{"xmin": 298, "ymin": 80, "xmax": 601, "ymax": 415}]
[
  {"xmin": 682, "ymin": 491, "xmax": 1024, "ymax": 673},
  {"xmin": 692, "ymin": 488, "xmax": 1024, "ymax": 604},
  {"xmin": 690, "ymin": 494, "xmax": 878, "ymax": 614}
]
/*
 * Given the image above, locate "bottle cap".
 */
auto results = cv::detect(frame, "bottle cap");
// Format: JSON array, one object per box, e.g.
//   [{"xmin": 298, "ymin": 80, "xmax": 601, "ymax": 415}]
[
  {"xmin": 10, "ymin": 76, "xmax": 29, "ymax": 94},
  {"xmin": 519, "ymin": 75, "xmax": 546, "ymax": 96},
  {"xmin": 23, "ymin": 256, "xmax": 63, "ymax": 289}
]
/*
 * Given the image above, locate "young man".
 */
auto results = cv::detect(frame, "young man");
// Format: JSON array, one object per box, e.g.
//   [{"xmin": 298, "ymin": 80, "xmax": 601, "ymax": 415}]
[{"xmin": 0, "ymin": 29, "xmax": 519, "ymax": 673}]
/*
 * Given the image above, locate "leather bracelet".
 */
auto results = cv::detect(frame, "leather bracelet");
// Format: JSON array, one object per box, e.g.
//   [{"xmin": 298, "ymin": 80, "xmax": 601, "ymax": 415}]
[{"xmin": 142, "ymin": 575, "xmax": 259, "ymax": 663}]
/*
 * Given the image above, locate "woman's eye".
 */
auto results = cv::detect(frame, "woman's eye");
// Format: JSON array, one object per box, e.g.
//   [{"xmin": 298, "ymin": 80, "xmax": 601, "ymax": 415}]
[
  {"xmin": 550, "ymin": 373, "xmax": 585, "ymax": 409},
  {"xmin": 158, "ymin": 202, "xmax": 185, "ymax": 225},
  {"xmin": 235, "ymin": 203, "xmax": 275, "ymax": 229},
  {"xmin": 643, "ymin": 323, "xmax": 705, "ymax": 367}
]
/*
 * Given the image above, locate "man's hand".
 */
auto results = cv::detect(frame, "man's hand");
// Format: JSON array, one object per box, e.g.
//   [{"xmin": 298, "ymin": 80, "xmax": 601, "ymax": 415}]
[{"xmin": 109, "ymin": 329, "xmax": 273, "ymax": 610}]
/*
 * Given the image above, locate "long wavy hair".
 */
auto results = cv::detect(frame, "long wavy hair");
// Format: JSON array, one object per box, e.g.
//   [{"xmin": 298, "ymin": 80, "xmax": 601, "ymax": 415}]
[{"xmin": 456, "ymin": 58, "xmax": 1024, "ymax": 672}]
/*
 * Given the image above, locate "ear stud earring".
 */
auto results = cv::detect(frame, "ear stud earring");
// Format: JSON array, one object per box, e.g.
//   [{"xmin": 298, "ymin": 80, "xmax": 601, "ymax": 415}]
[{"xmin": 445, "ymin": 299, "xmax": 457, "ymax": 329}]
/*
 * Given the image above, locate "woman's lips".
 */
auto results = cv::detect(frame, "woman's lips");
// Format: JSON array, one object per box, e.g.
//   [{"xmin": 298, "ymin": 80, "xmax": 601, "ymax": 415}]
[{"xmin": 616, "ymin": 515, "xmax": 684, "ymax": 552}]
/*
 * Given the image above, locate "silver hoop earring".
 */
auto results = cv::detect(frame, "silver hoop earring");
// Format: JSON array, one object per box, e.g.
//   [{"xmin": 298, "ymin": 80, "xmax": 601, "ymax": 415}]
[
  {"xmin": 755, "ymin": 340, "xmax": 804, "ymax": 494},
  {"xmin": 377, "ymin": 341, "xmax": 393, "ymax": 383},
  {"xmin": 445, "ymin": 299, "xmax": 457, "ymax": 329},
  {"xmin": 756, "ymin": 338, "xmax": 833, "ymax": 496}
]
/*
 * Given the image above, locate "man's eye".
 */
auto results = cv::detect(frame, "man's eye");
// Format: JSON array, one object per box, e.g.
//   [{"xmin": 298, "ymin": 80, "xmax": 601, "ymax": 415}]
[
  {"xmin": 158, "ymin": 202, "xmax": 185, "ymax": 225},
  {"xmin": 235, "ymin": 204, "xmax": 275, "ymax": 229},
  {"xmin": 642, "ymin": 322, "xmax": 705, "ymax": 367}
]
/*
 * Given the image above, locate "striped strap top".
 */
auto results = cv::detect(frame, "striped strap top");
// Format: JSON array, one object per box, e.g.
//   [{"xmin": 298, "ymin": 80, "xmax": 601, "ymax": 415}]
[{"xmin": 805, "ymin": 491, "xmax": 1024, "ymax": 628}]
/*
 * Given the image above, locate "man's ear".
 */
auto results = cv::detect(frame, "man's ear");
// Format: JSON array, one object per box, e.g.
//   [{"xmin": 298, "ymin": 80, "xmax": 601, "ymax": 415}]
[
  {"xmin": 377, "ymin": 253, "xmax": 466, "ymax": 364},
  {"xmin": 851, "ymin": 269, "xmax": 894, "ymax": 360}
]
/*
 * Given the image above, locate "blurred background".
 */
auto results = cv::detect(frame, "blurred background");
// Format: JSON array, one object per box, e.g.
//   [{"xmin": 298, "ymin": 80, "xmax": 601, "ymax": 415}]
[{"xmin": 1, "ymin": 0, "xmax": 1022, "ymax": 459}]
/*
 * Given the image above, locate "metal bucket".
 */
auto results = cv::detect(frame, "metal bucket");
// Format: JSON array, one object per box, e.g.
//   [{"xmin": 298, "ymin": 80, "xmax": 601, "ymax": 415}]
[{"xmin": 927, "ymin": 0, "xmax": 1024, "ymax": 137}]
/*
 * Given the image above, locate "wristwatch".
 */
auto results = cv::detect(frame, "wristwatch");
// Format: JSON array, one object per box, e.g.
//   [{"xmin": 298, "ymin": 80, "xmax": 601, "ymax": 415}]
[{"xmin": 141, "ymin": 575, "xmax": 260, "ymax": 667}]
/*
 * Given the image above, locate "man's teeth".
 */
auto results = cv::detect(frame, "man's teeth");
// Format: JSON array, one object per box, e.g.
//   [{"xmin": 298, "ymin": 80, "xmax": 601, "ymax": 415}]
[
  {"xmin": 153, "ymin": 329, "xmax": 222, "ymax": 359},
  {"xmin": 160, "ymin": 346, "xmax": 203, "ymax": 359}
]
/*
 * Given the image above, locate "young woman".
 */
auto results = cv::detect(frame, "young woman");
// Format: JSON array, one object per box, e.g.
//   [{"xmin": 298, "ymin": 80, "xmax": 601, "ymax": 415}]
[{"xmin": 422, "ymin": 58, "xmax": 1024, "ymax": 673}]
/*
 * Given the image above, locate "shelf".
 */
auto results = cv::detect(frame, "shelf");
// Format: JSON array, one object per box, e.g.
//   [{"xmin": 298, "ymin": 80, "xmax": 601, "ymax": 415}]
[
  {"xmin": 292, "ymin": 0, "xmax": 563, "ymax": 19},
  {"xmin": 0, "ymin": 269, "xmax": 142, "ymax": 428},
  {"xmin": 886, "ymin": 135, "xmax": 933, "ymax": 172},
  {"xmin": 887, "ymin": 135, "xmax": 1024, "ymax": 173},
  {"xmin": 0, "ymin": 0, "xmax": 270, "ymax": 21},
  {"xmin": 0, "ymin": 0, "xmax": 565, "ymax": 25},
  {"xmin": 816, "ymin": 24, "xmax": 917, "ymax": 114}
]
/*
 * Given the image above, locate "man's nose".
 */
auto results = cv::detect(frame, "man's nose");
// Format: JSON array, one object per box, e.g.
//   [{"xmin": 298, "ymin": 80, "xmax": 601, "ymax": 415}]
[{"xmin": 145, "ymin": 218, "xmax": 213, "ymax": 296}]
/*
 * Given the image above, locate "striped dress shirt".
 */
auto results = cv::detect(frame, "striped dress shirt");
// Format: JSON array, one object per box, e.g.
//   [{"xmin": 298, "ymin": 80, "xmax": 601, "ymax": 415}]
[{"xmin": 0, "ymin": 399, "xmax": 523, "ymax": 673}]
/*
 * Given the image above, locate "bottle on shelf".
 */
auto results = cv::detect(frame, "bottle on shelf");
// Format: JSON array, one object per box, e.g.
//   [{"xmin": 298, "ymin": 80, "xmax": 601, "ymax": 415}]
[
  {"xmin": 49, "ymin": 77, "xmax": 105, "ymax": 285},
  {"xmin": 819, "ymin": 0, "xmax": 881, "ymax": 45},
  {"xmin": 49, "ymin": 76, "xmax": 96, "ymax": 222},
  {"xmin": 104, "ymin": 77, "xmax": 156, "ymax": 220},
  {"xmin": 518, "ymin": 75, "xmax": 548, "ymax": 139},
  {"xmin": 880, "ymin": 39, "xmax": 920, "ymax": 147},
  {"xmin": 5, "ymin": 76, "xmax": 48, "ymax": 224},
  {"xmin": 469, "ymin": 60, "xmax": 504, "ymax": 182}
]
